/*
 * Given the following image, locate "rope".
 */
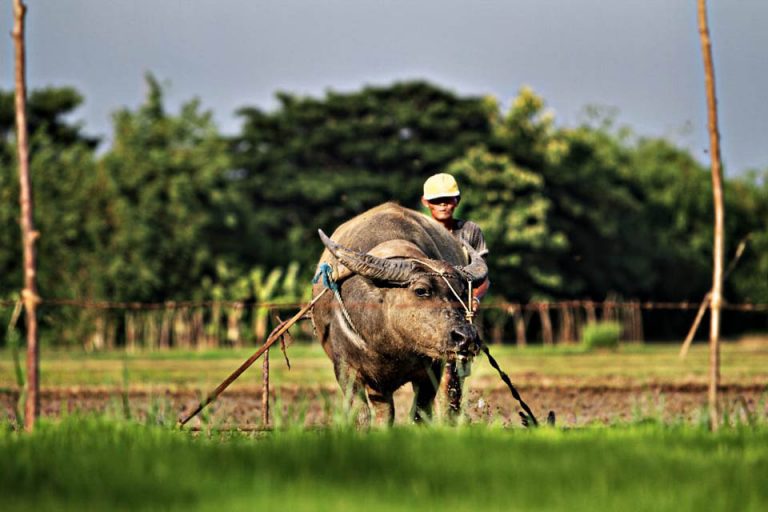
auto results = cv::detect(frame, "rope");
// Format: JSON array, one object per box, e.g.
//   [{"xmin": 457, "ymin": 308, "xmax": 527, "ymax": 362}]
[
  {"xmin": 312, "ymin": 263, "xmax": 365, "ymax": 348},
  {"xmin": 311, "ymin": 263, "xmax": 340, "ymax": 294},
  {"xmin": 407, "ymin": 259, "xmax": 474, "ymax": 321},
  {"xmin": 482, "ymin": 345, "xmax": 556, "ymax": 428}
]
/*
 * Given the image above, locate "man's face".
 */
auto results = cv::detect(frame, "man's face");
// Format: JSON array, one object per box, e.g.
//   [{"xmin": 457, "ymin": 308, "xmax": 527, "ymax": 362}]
[{"xmin": 421, "ymin": 196, "xmax": 459, "ymax": 222}]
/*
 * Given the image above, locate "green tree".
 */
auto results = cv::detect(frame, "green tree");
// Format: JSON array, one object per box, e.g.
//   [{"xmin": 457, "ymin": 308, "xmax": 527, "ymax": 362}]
[
  {"xmin": 461, "ymin": 87, "xmax": 653, "ymax": 300},
  {"xmin": 0, "ymin": 88, "xmax": 107, "ymax": 345},
  {"xmin": 628, "ymin": 138, "xmax": 768, "ymax": 304},
  {"xmin": 544, "ymin": 121, "xmax": 653, "ymax": 298},
  {"xmin": 233, "ymin": 81, "xmax": 495, "ymax": 271},
  {"xmin": 99, "ymin": 74, "xmax": 241, "ymax": 301},
  {"xmin": 627, "ymin": 137, "xmax": 717, "ymax": 300},
  {"xmin": 0, "ymin": 87, "xmax": 98, "ymax": 161},
  {"xmin": 0, "ymin": 87, "xmax": 103, "ymax": 301},
  {"xmin": 726, "ymin": 170, "xmax": 768, "ymax": 304},
  {"xmin": 447, "ymin": 146, "xmax": 566, "ymax": 300}
]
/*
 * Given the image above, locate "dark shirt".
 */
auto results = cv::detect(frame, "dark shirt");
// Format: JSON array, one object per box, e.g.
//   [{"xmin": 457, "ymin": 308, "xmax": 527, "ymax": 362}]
[{"xmin": 452, "ymin": 219, "xmax": 489, "ymax": 257}]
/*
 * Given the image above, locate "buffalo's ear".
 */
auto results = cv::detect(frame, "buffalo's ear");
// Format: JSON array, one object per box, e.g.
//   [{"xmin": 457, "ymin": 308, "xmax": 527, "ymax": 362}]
[{"xmin": 318, "ymin": 229, "xmax": 416, "ymax": 283}]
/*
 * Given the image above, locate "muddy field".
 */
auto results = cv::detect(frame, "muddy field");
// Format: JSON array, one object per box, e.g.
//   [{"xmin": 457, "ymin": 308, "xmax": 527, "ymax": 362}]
[
  {"xmin": 4, "ymin": 342, "xmax": 767, "ymax": 428},
  {"xmin": 3, "ymin": 380, "xmax": 766, "ymax": 428}
]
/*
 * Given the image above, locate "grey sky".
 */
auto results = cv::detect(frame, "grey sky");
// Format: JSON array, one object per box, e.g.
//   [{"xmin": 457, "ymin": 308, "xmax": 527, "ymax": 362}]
[{"xmin": 2, "ymin": 0, "xmax": 766, "ymax": 175}]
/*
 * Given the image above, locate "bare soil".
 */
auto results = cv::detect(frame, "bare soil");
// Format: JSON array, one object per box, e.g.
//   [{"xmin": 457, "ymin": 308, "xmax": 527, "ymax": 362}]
[{"xmin": 3, "ymin": 379, "xmax": 766, "ymax": 428}]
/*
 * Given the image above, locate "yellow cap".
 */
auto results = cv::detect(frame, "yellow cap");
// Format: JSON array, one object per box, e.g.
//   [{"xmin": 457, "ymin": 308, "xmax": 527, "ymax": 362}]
[{"xmin": 423, "ymin": 173, "xmax": 460, "ymax": 200}]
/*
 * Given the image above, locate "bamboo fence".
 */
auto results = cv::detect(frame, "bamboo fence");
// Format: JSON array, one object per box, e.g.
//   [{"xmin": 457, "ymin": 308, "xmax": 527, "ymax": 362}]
[{"xmin": 1, "ymin": 297, "xmax": 765, "ymax": 351}]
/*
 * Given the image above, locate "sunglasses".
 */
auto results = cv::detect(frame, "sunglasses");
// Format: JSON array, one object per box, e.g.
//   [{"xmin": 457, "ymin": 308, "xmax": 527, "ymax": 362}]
[{"xmin": 427, "ymin": 197, "xmax": 458, "ymax": 205}]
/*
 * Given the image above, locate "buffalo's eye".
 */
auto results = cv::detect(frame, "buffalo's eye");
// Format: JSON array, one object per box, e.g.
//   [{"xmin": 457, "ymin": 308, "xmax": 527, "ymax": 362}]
[{"xmin": 414, "ymin": 286, "xmax": 431, "ymax": 298}]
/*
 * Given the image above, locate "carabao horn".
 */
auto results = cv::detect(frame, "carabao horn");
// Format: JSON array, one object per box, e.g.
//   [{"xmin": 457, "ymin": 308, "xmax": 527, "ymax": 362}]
[
  {"xmin": 318, "ymin": 229, "xmax": 415, "ymax": 283},
  {"xmin": 456, "ymin": 239, "xmax": 488, "ymax": 285}
]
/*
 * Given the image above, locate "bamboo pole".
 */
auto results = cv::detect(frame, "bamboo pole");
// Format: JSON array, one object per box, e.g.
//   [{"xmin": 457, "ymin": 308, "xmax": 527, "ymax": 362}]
[
  {"xmin": 262, "ymin": 344, "xmax": 270, "ymax": 427},
  {"xmin": 178, "ymin": 289, "xmax": 327, "ymax": 427},
  {"xmin": 679, "ymin": 292, "xmax": 711, "ymax": 358},
  {"xmin": 697, "ymin": 0, "xmax": 724, "ymax": 431},
  {"xmin": 12, "ymin": 0, "xmax": 39, "ymax": 432},
  {"xmin": 680, "ymin": 238, "xmax": 748, "ymax": 358}
]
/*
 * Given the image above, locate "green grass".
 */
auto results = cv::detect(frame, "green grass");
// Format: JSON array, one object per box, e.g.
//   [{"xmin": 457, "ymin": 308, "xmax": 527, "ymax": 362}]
[
  {"xmin": 1, "ymin": 417, "xmax": 767, "ymax": 511},
  {"xmin": 1, "ymin": 341, "xmax": 767, "ymax": 390},
  {"xmin": 0, "ymin": 343, "xmax": 334, "ymax": 389},
  {"xmin": 473, "ymin": 342, "xmax": 768, "ymax": 385},
  {"xmin": 581, "ymin": 321, "xmax": 622, "ymax": 349}
]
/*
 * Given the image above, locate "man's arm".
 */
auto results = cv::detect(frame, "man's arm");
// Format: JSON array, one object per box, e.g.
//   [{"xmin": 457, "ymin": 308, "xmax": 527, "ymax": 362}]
[{"xmin": 473, "ymin": 278, "xmax": 490, "ymax": 300}]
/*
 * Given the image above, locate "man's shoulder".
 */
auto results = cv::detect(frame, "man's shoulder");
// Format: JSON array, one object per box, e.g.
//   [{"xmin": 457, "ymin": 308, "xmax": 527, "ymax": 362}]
[
  {"xmin": 455, "ymin": 219, "xmax": 483, "ymax": 234},
  {"xmin": 453, "ymin": 219, "xmax": 488, "ymax": 256}
]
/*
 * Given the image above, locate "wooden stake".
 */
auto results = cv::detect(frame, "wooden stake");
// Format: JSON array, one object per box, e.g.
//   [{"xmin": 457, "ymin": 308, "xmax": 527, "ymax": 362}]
[
  {"xmin": 632, "ymin": 301, "xmax": 645, "ymax": 343},
  {"xmin": 539, "ymin": 304, "xmax": 553, "ymax": 346},
  {"xmin": 178, "ymin": 289, "xmax": 327, "ymax": 427},
  {"xmin": 679, "ymin": 292, "xmax": 711, "ymax": 358},
  {"xmin": 697, "ymin": 0, "xmax": 724, "ymax": 430},
  {"xmin": 585, "ymin": 301, "xmax": 597, "ymax": 325},
  {"xmin": 509, "ymin": 304, "xmax": 527, "ymax": 347},
  {"xmin": 262, "ymin": 340, "xmax": 270, "ymax": 427},
  {"xmin": 12, "ymin": 0, "xmax": 39, "ymax": 432},
  {"xmin": 559, "ymin": 305, "xmax": 575, "ymax": 344},
  {"xmin": 679, "ymin": 237, "xmax": 748, "ymax": 358}
]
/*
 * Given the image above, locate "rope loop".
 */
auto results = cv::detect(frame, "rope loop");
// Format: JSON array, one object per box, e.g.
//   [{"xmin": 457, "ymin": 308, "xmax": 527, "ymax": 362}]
[
  {"xmin": 312, "ymin": 263, "xmax": 339, "ymax": 293},
  {"xmin": 312, "ymin": 262, "xmax": 366, "ymax": 349}
]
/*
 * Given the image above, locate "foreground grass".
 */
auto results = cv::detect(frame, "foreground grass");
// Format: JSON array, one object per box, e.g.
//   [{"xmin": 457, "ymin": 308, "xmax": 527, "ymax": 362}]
[
  {"xmin": 2, "ymin": 418, "xmax": 767, "ymax": 511},
  {"xmin": 2, "ymin": 341, "xmax": 768, "ymax": 390}
]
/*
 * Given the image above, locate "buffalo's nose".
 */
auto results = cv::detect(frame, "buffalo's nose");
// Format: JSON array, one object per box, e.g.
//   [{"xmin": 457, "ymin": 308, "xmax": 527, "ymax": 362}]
[{"xmin": 450, "ymin": 326, "xmax": 479, "ymax": 354}]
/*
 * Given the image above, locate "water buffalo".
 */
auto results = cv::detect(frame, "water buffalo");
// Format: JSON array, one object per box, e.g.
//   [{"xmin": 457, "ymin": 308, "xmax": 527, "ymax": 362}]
[{"xmin": 311, "ymin": 202, "xmax": 487, "ymax": 425}]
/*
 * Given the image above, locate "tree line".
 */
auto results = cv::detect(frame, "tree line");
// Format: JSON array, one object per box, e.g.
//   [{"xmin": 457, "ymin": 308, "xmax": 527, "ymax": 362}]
[{"xmin": 1, "ymin": 75, "xmax": 766, "ymax": 345}]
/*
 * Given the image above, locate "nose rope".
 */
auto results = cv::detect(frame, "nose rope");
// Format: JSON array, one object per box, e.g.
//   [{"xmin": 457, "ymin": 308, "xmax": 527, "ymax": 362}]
[
  {"xmin": 444, "ymin": 274, "xmax": 475, "ymax": 322},
  {"xmin": 405, "ymin": 258, "xmax": 474, "ymax": 322}
]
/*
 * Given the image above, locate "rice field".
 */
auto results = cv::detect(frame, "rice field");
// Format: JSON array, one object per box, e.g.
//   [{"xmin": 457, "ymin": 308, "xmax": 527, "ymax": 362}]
[
  {"xmin": 2, "ymin": 341, "xmax": 767, "ymax": 510},
  {"xmin": 2, "ymin": 340, "xmax": 767, "ymax": 390},
  {"xmin": 2, "ymin": 417, "xmax": 767, "ymax": 511},
  {"xmin": 1, "ymin": 341, "xmax": 767, "ymax": 428}
]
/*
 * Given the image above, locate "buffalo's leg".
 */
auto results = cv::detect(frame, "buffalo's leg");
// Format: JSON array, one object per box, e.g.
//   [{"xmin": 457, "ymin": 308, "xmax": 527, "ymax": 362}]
[
  {"xmin": 439, "ymin": 360, "xmax": 463, "ymax": 421},
  {"xmin": 365, "ymin": 385, "xmax": 395, "ymax": 426},
  {"xmin": 333, "ymin": 361, "xmax": 371, "ymax": 426},
  {"xmin": 350, "ymin": 377, "xmax": 372, "ymax": 427},
  {"xmin": 410, "ymin": 361, "xmax": 442, "ymax": 423}
]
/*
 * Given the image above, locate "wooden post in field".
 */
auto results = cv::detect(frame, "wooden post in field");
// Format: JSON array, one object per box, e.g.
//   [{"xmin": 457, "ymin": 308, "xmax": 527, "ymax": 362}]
[
  {"xmin": 12, "ymin": 0, "xmax": 40, "ymax": 432},
  {"xmin": 560, "ymin": 304, "xmax": 575, "ymax": 344},
  {"xmin": 585, "ymin": 301, "xmax": 597, "ymax": 324},
  {"xmin": 697, "ymin": 0, "xmax": 724, "ymax": 430},
  {"xmin": 539, "ymin": 303, "xmax": 553, "ymax": 346},
  {"xmin": 508, "ymin": 303, "xmax": 527, "ymax": 347},
  {"xmin": 262, "ymin": 344, "xmax": 270, "ymax": 427},
  {"xmin": 632, "ymin": 301, "xmax": 644, "ymax": 343}
]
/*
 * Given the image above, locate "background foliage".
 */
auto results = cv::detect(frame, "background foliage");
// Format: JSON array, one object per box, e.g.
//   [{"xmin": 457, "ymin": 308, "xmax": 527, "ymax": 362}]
[{"xmin": 1, "ymin": 76, "xmax": 766, "ymax": 345}]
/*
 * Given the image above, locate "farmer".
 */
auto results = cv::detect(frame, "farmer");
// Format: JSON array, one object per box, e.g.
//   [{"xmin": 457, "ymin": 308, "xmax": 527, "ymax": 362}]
[{"xmin": 421, "ymin": 173, "xmax": 489, "ymax": 311}]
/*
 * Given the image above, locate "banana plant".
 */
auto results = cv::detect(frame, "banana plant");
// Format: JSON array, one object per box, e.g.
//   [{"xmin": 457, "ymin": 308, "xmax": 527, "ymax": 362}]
[{"xmin": 250, "ymin": 267, "xmax": 284, "ymax": 342}]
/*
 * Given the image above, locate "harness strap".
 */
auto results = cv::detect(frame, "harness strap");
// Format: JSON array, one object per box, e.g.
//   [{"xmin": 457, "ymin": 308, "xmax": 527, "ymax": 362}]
[{"xmin": 313, "ymin": 263, "xmax": 366, "ymax": 349}]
